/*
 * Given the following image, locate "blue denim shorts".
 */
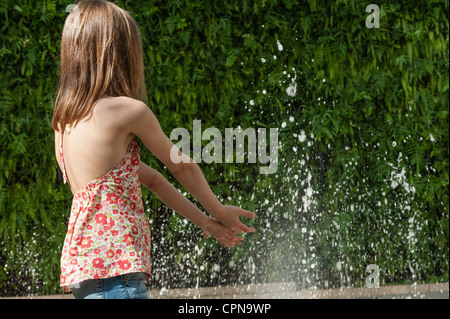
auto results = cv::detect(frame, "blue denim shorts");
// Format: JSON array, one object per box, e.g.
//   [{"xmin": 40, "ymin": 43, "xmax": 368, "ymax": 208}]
[{"xmin": 70, "ymin": 272, "xmax": 149, "ymax": 299}]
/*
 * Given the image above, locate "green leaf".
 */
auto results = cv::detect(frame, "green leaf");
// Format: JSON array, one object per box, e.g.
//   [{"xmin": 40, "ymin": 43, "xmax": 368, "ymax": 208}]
[{"xmin": 13, "ymin": 5, "xmax": 23, "ymax": 12}]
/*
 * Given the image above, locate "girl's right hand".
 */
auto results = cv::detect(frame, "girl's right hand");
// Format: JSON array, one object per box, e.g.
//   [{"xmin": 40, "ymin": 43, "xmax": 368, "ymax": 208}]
[{"xmin": 202, "ymin": 217, "xmax": 244, "ymax": 247}]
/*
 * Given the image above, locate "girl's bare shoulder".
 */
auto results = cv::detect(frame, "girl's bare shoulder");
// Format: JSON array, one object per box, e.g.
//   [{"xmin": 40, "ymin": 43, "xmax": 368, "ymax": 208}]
[
  {"xmin": 94, "ymin": 96, "xmax": 149, "ymax": 125},
  {"xmin": 95, "ymin": 95, "xmax": 144, "ymax": 111}
]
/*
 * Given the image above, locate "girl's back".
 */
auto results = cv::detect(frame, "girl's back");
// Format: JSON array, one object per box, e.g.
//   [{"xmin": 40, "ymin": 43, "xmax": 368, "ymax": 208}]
[{"xmin": 56, "ymin": 96, "xmax": 136, "ymax": 195}]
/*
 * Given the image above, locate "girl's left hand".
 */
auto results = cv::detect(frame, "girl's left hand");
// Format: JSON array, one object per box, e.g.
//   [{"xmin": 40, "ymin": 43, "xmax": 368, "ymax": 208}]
[{"xmin": 213, "ymin": 205, "xmax": 256, "ymax": 235}]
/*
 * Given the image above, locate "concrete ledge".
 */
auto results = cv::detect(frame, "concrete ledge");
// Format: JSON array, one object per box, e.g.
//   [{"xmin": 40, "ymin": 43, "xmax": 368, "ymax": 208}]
[
  {"xmin": 1, "ymin": 282, "xmax": 448, "ymax": 299},
  {"xmin": 281, "ymin": 282, "xmax": 449, "ymax": 299},
  {"xmin": 149, "ymin": 282, "xmax": 449, "ymax": 299},
  {"xmin": 149, "ymin": 282, "xmax": 297, "ymax": 299}
]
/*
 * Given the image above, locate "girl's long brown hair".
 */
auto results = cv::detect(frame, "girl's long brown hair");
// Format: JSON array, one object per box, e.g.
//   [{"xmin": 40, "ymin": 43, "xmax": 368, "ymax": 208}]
[{"xmin": 51, "ymin": 0, "xmax": 147, "ymax": 131}]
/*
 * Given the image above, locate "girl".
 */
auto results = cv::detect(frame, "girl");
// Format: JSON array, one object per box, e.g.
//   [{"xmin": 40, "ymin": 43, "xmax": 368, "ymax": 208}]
[{"xmin": 52, "ymin": 0, "xmax": 255, "ymax": 299}]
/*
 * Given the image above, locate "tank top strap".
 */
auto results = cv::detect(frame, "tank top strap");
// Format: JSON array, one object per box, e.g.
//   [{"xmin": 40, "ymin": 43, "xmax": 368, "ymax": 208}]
[{"xmin": 59, "ymin": 126, "xmax": 69, "ymax": 185}]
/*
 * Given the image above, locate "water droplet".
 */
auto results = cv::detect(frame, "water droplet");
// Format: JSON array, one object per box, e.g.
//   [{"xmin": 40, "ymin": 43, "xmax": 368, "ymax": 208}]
[
  {"xmin": 286, "ymin": 80, "xmax": 297, "ymax": 97},
  {"xmin": 299, "ymin": 130, "xmax": 306, "ymax": 142},
  {"xmin": 277, "ymin": 40, "xmax": 283, "ymax": 51},
  {"xmin": 430, "ymin": 134, "xmax": 436, "ymax": 142}
]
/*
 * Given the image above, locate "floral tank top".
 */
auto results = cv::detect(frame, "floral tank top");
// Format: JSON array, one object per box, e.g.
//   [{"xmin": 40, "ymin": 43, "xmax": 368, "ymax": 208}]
[{"xmin": 58, "ymin": 126, "xmax": 152, "ymax": 292}]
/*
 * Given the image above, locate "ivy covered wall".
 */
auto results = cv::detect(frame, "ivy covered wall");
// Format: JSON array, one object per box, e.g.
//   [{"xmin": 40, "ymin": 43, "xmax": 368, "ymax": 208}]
[{"xmin": 0, "ymin": 0, "xmax": 448, "ymax": 295}]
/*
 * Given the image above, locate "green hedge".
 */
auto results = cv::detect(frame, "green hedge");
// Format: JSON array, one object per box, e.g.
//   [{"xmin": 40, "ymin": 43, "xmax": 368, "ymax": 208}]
[{"xmin": 0, "ymin": 0, "xmax": 448, "ymax": 296}]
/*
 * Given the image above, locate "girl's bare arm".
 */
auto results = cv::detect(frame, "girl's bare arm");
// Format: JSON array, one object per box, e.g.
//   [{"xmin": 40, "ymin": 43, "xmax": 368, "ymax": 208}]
[{"xmin": 138, "ymin": 161, "xmax": 243, "ymax": 247}]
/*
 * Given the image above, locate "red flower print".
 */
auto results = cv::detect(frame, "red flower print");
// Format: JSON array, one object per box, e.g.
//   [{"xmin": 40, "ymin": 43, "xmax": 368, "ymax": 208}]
[
  {"xmin": 123, "ymin": 234, "xmax": 135, "ymax": 245},
  {"xmin": 106, "ymin": 249, "xmax": 115, "ymax": 258},
  {"xmin": 99, "ymin": 184, "xmax": 110, "ymax": 191},
  {"xmin": 116, "ymin": 249, "xmax": 123, "ymax": 255},
  {"xmin": 69, "ymin": 247, "xmax": 78, "ymax": 256},
  {"xmin": 95, "ymin": 213, "xmax": 107, "ymax": 225},
  {"xmin": 126, "ymin": 164, "xmax": 132, "ymax": 172},
  {"xmin": 114, "ymin": 178, "xmax": 122, "ymax": 184},
  {"xmin": 78, "ymin": 236, "xmax": 93, "ymax": 249},
  {"xmin": 132, "ymin": 159, "xmax": 139, "ymax": 166},
  {"xmin": 94, "ymin": 249, "xmax": 101, "ymax": 255},
  {"xmin": 92, "ymin": 257, "xmax": 104, "ymax": 268},
  {"xmin": 117, "ymin": 259, "xmax": 131, "ymax": 271},
  {"xmin": 130, "ymin": 202, "xmax": 136, "ymax": 211},
  {"xmin": 106, "ymin": 193, "xmax": 120, "ymax": 204},
  {"xmin": 116, "ymin": 186, "xmax": 124, "ymax": 194},
  {"xmin": 131, "ymin": 226, "xmax": 138, "ymax": 235},
  {"xmin": 99, "ymin": 268, "xmax": 109, "ymax": 277},
  {"xmin": 111, "ymin": 230, "xmax": 119, "ymax": 237}
]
